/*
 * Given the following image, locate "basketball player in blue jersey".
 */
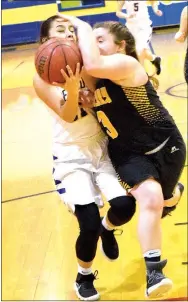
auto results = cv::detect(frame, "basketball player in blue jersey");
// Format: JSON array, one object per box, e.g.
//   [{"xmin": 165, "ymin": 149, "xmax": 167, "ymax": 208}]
[
  {"xmin": 175, "ymin": 5, "xmax": 188, "ymax": 83},
  {"xmin": 57, "ymin": 14, "xmax": 186, "ymax": 299},
  {"xmin": 116, "ymin": 0, "xmax": 162, "ymax": 75},
  {"xmin": 33, "ymin": 15, "xmax": 139, "ymax": 301}
]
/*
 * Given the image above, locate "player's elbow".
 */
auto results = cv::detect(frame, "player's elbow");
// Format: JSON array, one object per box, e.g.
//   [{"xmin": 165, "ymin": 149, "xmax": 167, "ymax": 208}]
[
  {"xmin": 60, "ymin": 113, "xmax": 75, "ymax": 123},
  {"xmin": 84, "ymin": 59, "xmax": 103, "ymax": 77},
  {"xmin": 64, "ymin": 118, "xmax": 75, "ymax": 123},
  {"xmin": 174, "ymin": 31, "xmax": 186, "ymax": 43},
  {"xmin": 83, "ymin": 63, "xmax": 96, "ymax": 74},
  {"xmin": 175, "ymin": 37, "xmax": 185, "ymax": 43}
]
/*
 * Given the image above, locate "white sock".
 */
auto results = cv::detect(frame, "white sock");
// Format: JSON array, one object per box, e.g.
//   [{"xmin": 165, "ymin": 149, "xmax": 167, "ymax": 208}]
[
  {"xmin": 143, "ymin": 249, "xmax": 161, "ymax": 259},
  {"xmin": 78, "ymin": 264, "xmax": 92, "ymax": 275},
  {"xmin": 102, "ymin": 215, "xmax": 114, "ymax": 231}
]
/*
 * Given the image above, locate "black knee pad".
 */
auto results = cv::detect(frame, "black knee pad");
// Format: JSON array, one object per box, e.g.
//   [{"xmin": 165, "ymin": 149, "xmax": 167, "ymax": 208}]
[
  {"xmin": 108, "ymin": 196, "xmax": 136, "ymax": 226},
  {"xmin": 75, "ymin": 203, "xmax": 101, "ymax": 262}
]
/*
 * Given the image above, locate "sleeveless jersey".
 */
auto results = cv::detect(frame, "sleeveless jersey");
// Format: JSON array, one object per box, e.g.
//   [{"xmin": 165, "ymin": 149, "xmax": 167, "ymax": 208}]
[
  {"xmin": 93, "ymin": 79, "xmax": 177, "ymax": 156},
  {"xmin": 51, "ymin": 79, "xmax": 105, "ymax": 162},
  {"xmin": 123, "ymin": 0, "xmax": 152, "ymax": 26},
  {"xmin": 52, "ymin": 79, "xmax": 102, "ymax": 145}
]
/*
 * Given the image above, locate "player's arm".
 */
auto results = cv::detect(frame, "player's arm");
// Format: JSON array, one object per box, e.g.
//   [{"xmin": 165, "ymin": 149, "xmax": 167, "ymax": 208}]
[
  {"xmin": 149, "ymin": 1, "xmax": 163, "ymax": 16},
  {"xmin": 175, "ymin": 6, "xmax": 188, "ymax": 42},
  {"xmin": 56, "ymin": 14, "xmax": 142, "ymax": 80},
  {"xmin": 83, "ymin": 52, "xmax": 138, "ymax": 80},
  {"xmin": 75, "ymin": 22, "xmax": 138, "ymax": 80},
  {"xmin": 116, "ymin": 0, "xmax": 129, "ymax": 20},
  {"xmin": 33, "ymin": 73, "xmax": 79, "ymax": 123},
  {"xmin": 81, "ymin": 67, "xmax": 98, "ymax": 92}
]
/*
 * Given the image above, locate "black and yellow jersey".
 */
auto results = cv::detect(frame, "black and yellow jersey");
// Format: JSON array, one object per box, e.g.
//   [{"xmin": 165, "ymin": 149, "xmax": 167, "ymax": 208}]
[{"xmin": 93, "ymin": 79, "xmax": 177, "ymax": 155}]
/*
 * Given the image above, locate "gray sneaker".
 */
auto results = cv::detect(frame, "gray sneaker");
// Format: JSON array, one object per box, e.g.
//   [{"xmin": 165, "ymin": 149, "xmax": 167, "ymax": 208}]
[{"xmin": 146, "ymin": 260, "xmax": 173, "ymax": 298}]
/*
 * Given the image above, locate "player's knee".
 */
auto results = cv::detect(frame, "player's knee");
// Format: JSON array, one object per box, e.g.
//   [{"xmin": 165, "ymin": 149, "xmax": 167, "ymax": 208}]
[
  {"xmin": 137, "ymin": 183, "xmax": 163, "ymax": 212},
  {"xmin": 80, "ymin": 220, "xmax": 101, "ymax": 240},
  {"xmin": 75, "ymin": 203, "xmax": 101, "ymax": 234},
  {"xmin": 108, "ymin": 196, "xmax": 136, "ymax": 226},
  {"xmin": 75, "ymin": 204, "xmax": 101, "ymax": 262},
  {"xmin": 76, "ymin": 226, "xmax": 101, "ymax": 262},
  {"xmin": 132, "ymin": 179, "xmax": 164, "ymax": 212}
]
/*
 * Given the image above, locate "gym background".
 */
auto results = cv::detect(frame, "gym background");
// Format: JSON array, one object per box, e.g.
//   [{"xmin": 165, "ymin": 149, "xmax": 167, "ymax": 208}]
[{"xmin": 2, "ymin": 0, "xmax": 187, "ymax": 46}]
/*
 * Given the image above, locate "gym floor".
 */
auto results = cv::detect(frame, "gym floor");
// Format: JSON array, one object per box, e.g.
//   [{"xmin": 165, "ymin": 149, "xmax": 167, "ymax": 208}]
[{"xmin": 2, "ymin": 28, "xmax": 188, "ymax": 301}]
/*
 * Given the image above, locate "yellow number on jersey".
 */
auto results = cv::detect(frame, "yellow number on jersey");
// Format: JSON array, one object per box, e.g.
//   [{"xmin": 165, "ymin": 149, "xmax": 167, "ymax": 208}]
[
  {"xmin": 95, "ymin": 87, "xmax": 112, "ymax": 107},
  {"xmin": 97, "ymin": 111, "xmax": 118, "ymax": 139}
]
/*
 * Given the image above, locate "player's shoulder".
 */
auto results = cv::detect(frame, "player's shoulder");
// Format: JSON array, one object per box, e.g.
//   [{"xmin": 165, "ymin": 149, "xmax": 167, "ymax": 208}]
[
  {"xmin": 33, "ymin": 72, "xmax": 47, "ymax": 87},
  {"xmin": 33, "ymin": 72, "xmax": 54, "ymax": 91},
  {"xmin": 33, "ymin": 73, "xmax": 61, "ymax": 102}
]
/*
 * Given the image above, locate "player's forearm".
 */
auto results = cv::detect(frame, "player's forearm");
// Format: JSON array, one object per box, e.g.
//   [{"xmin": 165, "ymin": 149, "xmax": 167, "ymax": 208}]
[
  {"xmin": 116, "ymin": 11, "xmax": 128, "ymax": 19},
  {"xmin": 175, "ymin": 31, "xmax": 186, "ymax": 42},
  {"xmin": 76, "ymin": 22, "xmax": 101, "ymax": 71},
  {"xmin": 150, "ymin": 1, "xmax": 163, "ymax": 17},
  {"xmin": 179, "ymin": 7, "xmax": 188, "ymax": 37},
  {"xmin": 60, "ymin": 91, "xmax": 79, "ymax": 122},
  {"xmin": 151, "ymin": 1, "xmax": 158, "ymax": 13},
  {"xmin": 175, "ymin": 6, "xmax": 188, "ymax": 42},
  {"xmin": 116, "ymin": 0, "xmax": 128, "ymax": 19}
]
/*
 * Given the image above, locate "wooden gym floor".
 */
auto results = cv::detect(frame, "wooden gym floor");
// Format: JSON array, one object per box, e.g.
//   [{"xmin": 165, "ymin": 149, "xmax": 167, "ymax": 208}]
[{"xmin": 2, "ymin": 28, "xmax": 188, "ymax": 301}]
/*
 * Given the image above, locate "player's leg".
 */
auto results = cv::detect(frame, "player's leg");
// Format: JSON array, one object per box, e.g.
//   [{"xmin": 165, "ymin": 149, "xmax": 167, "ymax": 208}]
[
  {"xmin": 116, "ymin": 155, "xmax": 173, "ymax": 298},
  {"xmin": 147, "ymin": 26, "xmax": 162, "ymax": 75},
  {"xmin": 158, "ymin": 130, "xmax": 186, "ymax": 219},
  {"xmin": 128, "ymin": 129, "xmax": 186, "ymax": 297},
  {"xmin": 131, "ymin": 179, "xmax": 173, "ymax": 298},
  {"xmin": 53, "ymin": 166, "xmax": 101, "ymax": 300},
  {"xmin": 74, "ymin": 203, "xmax": 101, "ymax": 301},
  {"xmin": 137, "ymin": 26, "xmax": 162, "ymax": 75},
  {"xmin": 95, "ymin": 158, "xmax": 136, "ymax": 261}
]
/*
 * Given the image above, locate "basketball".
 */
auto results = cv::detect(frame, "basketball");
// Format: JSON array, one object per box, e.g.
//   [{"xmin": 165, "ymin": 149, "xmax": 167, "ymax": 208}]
[{"xmin": 35, "ymin": 38, "xmax": 83, "ymax": 84}]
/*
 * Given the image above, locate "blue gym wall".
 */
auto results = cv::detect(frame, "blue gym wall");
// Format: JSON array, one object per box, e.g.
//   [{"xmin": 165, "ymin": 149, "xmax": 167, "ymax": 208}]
[{"xmin": 2, "ymin": 0, "xmax": 187, "ymax": 46}]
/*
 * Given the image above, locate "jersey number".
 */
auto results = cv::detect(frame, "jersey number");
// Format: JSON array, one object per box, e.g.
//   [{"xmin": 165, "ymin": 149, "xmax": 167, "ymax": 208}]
[
  {"xmin": 97, "ymin": 111, "xmax": 118, "ymax": 139},
  {"xmin": 134, "ymin": 2, "xmax": 139, "ymax": 11}
]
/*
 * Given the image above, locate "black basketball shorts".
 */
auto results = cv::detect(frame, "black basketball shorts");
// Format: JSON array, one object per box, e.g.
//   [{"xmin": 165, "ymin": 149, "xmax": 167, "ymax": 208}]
[{"xmin": 111, "ymin": 129, "xmax": 186, "ymax": 200}]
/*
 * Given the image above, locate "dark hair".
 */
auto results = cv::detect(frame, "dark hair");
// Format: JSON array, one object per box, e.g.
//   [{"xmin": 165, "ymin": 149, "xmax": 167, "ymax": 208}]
[
  {"xmin": 93, "ymin": 21, "xmax": 139, "ymax": 61},
  {"xmin": 39, "ymin": 15, "xmax": 59, "ymax": 44}
]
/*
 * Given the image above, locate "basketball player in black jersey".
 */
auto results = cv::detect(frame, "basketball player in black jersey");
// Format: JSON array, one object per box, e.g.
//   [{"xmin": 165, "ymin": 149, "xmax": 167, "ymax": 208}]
[
  {"xmin": 58, "ymin": 14, "xmax": 186, "ymax": 299},
  {"xmin": 175, "ymin": 5, "xmax": 188, "ymax": 83},
  {"xmin": 33, "ymin": 16, "xmax": 143, "ymax": 301}
]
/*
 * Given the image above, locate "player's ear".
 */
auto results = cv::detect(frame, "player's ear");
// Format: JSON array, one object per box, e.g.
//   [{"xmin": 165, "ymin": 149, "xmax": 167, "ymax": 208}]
[{"xmin": 117, "ymin": 40, "xmax": 126, "ymax": 54}]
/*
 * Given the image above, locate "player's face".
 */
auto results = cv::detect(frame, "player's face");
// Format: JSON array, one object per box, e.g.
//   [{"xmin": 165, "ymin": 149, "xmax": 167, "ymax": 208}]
[
  {"xmin": 93, "ymin": 27, "xmax": 120, "ymax": 55},
  {"xmin": 49, "ymin": 19, "xmax": 77, "ymax": 42}
]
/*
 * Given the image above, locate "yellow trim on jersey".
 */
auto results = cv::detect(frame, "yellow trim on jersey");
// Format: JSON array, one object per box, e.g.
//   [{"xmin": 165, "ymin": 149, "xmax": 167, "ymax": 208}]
[{"xmin": 122, "ymin": 86, "xmax": 161, "ymax": 124}]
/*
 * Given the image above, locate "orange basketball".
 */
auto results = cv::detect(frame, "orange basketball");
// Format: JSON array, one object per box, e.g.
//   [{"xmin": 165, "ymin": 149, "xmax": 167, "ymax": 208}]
[{"xmin": 35, "ymin": 38, "xmax": 83, "ymax": 84}]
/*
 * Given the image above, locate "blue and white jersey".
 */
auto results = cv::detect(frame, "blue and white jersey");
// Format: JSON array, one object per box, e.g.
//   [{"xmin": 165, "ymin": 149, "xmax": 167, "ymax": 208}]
[
  {"xmin": 51, "ymin": 79, "xmax": 105, "ymax": 161},
  {"xmin": 123, "ymin": 0, "xmax": 152, "ymax": 26}
]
